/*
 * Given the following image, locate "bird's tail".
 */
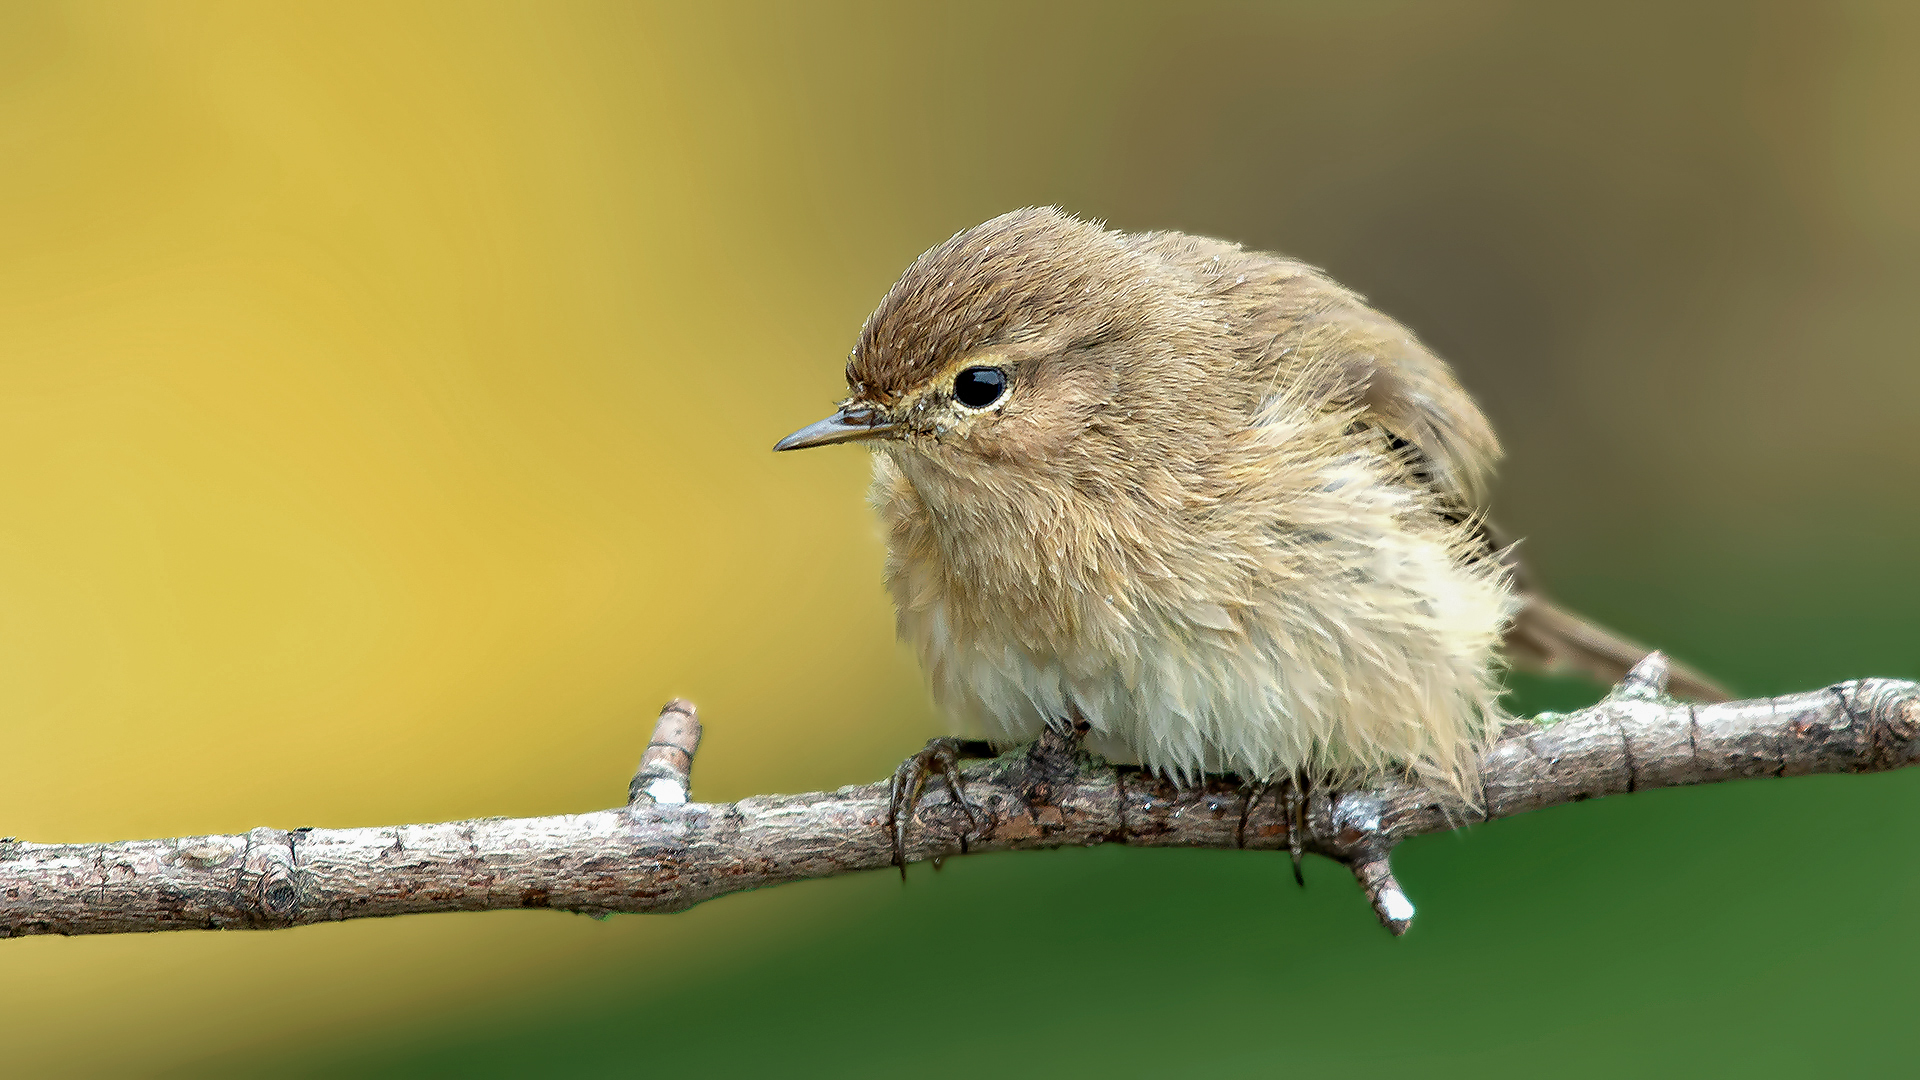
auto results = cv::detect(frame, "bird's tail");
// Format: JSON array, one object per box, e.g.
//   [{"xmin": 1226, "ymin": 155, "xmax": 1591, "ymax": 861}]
[{"xmin": 1503, "ymin": 595, "xmax": 1729, "ymax": 702}]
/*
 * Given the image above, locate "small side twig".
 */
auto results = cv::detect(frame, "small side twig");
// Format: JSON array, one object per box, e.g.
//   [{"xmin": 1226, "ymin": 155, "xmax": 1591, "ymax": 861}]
[
  {"xmin": 1323, "ymin": 650, "xmax": 1676, "ymax": 933},
  {"xmin": 1615, "ymin": 650, "xmax": 1672, "ymax": 701},
  {"xmin": 629, "ymin": 699, "xmax": 702, "ymax": 805}
]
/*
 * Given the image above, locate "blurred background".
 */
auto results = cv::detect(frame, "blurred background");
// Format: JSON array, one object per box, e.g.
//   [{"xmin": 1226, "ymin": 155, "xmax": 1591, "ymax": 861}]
[{"xmin": 2, "ymin": 1, "xmax": 1916, "ymax": 1075}]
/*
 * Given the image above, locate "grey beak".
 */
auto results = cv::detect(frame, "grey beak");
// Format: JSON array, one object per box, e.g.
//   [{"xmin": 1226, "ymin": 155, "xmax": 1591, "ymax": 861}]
[{"xmin": 773, "ymin": 407, "xmax": 897, "ymax": 451}]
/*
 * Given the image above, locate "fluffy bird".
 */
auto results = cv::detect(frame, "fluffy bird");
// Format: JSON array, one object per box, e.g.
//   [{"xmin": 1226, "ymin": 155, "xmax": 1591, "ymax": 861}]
[{"xmin": 776, "ymin": 207, "xmax": 1722, "ymax": 818}]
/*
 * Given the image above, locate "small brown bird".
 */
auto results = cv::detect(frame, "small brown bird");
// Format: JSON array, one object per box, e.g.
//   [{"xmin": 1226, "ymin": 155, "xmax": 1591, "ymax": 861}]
[{"xmin": 777, "ymin": 207, "xmax": 1723, "ymax": 828}]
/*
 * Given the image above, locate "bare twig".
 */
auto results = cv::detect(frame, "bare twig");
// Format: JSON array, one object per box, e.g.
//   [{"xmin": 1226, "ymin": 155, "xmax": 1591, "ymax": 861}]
[
  {"xmin": 3, "ymin": 663, "xmax": 1916, "ymax": 939},
  {"xmin": 629, "ymin": 698, "xmax": 702, "ymax": 805}
]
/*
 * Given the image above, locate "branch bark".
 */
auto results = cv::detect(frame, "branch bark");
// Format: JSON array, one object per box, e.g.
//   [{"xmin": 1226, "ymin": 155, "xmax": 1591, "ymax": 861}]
[{"xmin": 4, "ymin": 657, "xmax": 1916, "ymax": 939}]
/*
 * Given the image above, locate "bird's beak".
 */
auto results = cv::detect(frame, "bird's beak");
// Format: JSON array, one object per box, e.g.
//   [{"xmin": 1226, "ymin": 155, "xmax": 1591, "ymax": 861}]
[{"xmin": 773, "ymin": 406, "xmax": 898, "ymax": 451}]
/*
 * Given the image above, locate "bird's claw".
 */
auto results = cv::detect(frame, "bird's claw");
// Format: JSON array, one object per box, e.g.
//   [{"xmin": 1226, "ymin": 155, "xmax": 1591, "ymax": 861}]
[
  {"xmin": 886, "ymin": 737, "xmax": 980, "ymax": 878},
  {"xmin": 1285, "ymin": 774, "xmax": 1309, "ymax": 886},
  {"xmin": 1238, "ymin": 775, "xmax": 1308, "ymax": 886}
]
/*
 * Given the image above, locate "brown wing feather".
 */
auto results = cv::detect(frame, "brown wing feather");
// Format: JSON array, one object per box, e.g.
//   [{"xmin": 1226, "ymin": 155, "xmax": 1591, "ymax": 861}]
[
  {"xmin": 1138, "ymin": 236, "xmax": 1728, "ymax": 701},
  {"xmin": 1242, "ymin": 258, "xmax": 1730, "ymax": 702}
]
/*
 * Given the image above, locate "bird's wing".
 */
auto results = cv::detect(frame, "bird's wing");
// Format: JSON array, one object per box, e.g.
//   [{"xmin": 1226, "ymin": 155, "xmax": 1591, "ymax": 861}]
[
  {"xmin": 1283, "ymin": 282, "xmax": 1502, "ymax": 512},
  {"xmin": 1217, "ymin": 251, "xmax": 1730, "ymax": 701},
  {"xmin": 1142, "ymin": 235, "xmax": 1502, "ymax": 510}
]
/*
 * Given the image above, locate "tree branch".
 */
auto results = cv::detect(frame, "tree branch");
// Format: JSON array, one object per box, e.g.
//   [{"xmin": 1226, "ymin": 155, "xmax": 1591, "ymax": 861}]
[{"xmin": 4, "ymin": 656, "xmax": 1916, "ymax": 939}]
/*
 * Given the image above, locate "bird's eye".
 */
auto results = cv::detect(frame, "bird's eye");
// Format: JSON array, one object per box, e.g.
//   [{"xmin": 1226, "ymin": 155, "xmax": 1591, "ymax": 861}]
[{"xmin": 953, "ymin": 366, "xmax": 1007, "ymax": 409}]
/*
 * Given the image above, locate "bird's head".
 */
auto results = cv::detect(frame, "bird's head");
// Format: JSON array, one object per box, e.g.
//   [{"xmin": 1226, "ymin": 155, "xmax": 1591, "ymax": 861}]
[{"xmin": 775, "ymin": 207, "xmax": 1223, "ymax": 480}]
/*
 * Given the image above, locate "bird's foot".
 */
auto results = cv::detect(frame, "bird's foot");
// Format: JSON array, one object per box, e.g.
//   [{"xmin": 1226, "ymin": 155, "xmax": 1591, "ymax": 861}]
[
  {"xmin": 886, "ymin": 738, "xmax": 983, "ymax": 878},
  {"xmin": 1017, "ymin": 716, "xmax": 1091, "ymax": 810},
  {"xmin": 1235, "ymin": 775, "xmax": 1309, "ymax": 886},
  {"xmin": 884, "ymin": 718, "xmax": 1087, "ymax": 877},
  {"xmin": 1285, "ymin": 773, "xmax": 1310, "ymax": 886}
]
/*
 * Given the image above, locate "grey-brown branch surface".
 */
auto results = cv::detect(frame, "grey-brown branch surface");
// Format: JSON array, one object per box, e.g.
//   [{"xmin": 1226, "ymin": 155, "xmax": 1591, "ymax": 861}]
[{"xmin": 4, "ymin": 655, "xmax": 1917, "ymax": 939}]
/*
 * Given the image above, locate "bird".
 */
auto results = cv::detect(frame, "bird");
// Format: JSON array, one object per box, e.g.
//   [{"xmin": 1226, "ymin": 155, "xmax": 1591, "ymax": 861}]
[{"xmin": 775, "ymin": 207, "xmax": 1724, "ymax": 863}]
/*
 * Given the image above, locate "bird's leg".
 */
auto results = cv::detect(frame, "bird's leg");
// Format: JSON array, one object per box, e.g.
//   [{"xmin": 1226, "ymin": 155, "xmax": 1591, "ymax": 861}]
[
  {"xmin": 1286, "ymin": 773, "xmax": 1309, "ymax": 886},
  {"xmin": 1238, "ymin": 775, "xmax": 1307, "ymax": 885},
  {"xmin": 885, "ymin": 738, "xmax": 987, "ymax": 878},
  {"xmin": 1234, "ymin": 779, "xmax": 1270, "ymax": 850}
]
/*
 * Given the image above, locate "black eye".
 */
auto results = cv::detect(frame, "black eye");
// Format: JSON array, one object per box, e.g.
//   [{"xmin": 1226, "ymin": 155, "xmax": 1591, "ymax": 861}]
[{"xmin": 953, "ymin": 366, "xmax": 1007, "ymax": 409}]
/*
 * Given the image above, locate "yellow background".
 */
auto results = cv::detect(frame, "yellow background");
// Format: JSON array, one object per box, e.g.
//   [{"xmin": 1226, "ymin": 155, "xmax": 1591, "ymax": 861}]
[{"xmin": 2, "ymin": 3, "xmax": 1917, "ymax": 1076}]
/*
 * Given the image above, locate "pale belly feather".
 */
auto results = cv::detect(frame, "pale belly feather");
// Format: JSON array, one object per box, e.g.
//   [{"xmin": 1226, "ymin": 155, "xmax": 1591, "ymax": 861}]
[{"xmin": 900, "ymin": 529, "xmax": 1513, "ymax": 792}]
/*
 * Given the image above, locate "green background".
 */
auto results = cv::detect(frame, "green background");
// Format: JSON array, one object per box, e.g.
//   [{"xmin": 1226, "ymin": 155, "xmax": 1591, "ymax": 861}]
[{"xmin": 2, "ymin": 3, "xmax": 1916, "ymax": 1076}]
